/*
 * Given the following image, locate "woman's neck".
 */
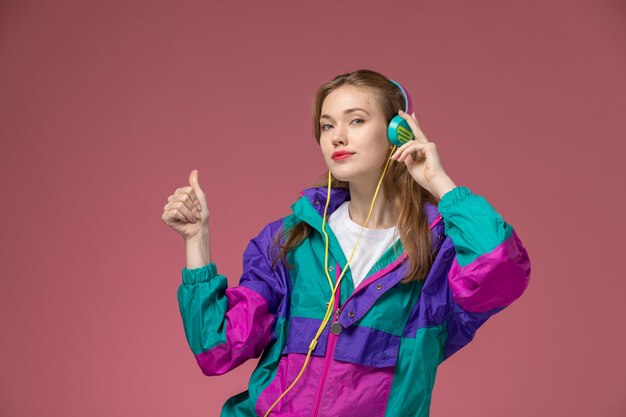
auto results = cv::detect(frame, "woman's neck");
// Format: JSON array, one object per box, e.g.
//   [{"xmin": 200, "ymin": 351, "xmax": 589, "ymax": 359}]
[{"xmin": 347, "ymin": 182, "xmax": 398, "ymax": 230}]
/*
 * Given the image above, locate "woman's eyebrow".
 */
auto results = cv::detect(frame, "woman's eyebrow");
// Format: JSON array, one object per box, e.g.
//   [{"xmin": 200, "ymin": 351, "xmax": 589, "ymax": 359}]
[{"xmin": 320, "ymin": 107, "xmax": 370, "ymax": 120}]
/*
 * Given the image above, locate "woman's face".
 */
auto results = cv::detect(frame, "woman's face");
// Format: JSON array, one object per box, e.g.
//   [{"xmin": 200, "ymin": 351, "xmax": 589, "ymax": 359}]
[{"xmin": 319, "ymin": 85, "xmax": 391, "ymax": 184}]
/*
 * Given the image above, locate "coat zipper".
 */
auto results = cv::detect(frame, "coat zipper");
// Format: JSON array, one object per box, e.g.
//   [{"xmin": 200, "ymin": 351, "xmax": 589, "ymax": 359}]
[
  {"xmin": 310, "ymin": 255, "xmax": 406, "ymax": 417},
  {"xmin": 310, "ymin": 263, "xmax": 341, "ymax": 417},
  {"xmin": 308, "ymin": 214, "xmax": 442, "ymax": 416}
]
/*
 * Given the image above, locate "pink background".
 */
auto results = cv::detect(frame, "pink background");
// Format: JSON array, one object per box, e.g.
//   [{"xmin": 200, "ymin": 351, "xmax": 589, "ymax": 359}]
[{"xmin": 1, "ymin": 0, "xmax": 624, "ymax": 416}]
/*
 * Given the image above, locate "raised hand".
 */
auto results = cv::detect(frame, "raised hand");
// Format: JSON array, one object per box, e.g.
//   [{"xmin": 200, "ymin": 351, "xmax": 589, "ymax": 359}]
[{"xmin": 161, "ymin": 169, "xmax": 209, "ymax": 241}]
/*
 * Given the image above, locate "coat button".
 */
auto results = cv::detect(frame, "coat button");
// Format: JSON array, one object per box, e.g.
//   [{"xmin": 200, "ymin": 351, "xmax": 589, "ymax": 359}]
[
  {"xmin": 376, "ymin": 284, "xmax": 383, "ymax": 290},
  {"xmin": 348, "ymin": 311, "xmax": 355, "ymax": 318},
  {"xmin": 315, "ymin": 200, "xmax": 320, "ymax": 206},
  {"xmin": 330, "ymin": 322, "xmax": 343, "ymax": 335},
  {"xmin": 328, "ymin": 266, "xmax": 334, "ymax": 272},
  {"xmin": 437, "ymin": 234, "xmax": 444, "ymax": 240}
]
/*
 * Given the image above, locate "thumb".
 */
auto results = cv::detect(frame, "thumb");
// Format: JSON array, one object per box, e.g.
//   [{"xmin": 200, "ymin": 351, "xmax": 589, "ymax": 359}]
[{"xmin": 189, "ymin": 169, "xmax": 204, "ymax": 195}]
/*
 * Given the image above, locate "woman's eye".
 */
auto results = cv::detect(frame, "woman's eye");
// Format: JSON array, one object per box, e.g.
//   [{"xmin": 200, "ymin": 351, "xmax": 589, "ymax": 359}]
[
  {"xmin": 351, "ymin": 118, "xmax": 364, "ymax": 125},
  {"xmin": 321, "ymin": 124, "xmax": 332, "ymax": 130}
]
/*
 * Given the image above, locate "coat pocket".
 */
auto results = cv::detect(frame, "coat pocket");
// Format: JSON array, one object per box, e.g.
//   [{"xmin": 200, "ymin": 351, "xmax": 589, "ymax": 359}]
[
  {"xmin": 333, "ymin": 324, "xmax": 401, "ymax": 367},
  {"xmin": 317, "ymin": 327, "xmax": 398, "ymax": 417},
  {"xmin": 255, "ymin": 352, "xmax": 323, "ymax": 417}
]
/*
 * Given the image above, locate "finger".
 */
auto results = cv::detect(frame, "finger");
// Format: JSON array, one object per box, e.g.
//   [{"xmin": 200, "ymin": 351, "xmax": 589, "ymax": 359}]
[
  {"xmin": 174, "ymin": 186, "xmax": 198, "ymax": 202},
  {"xmin": 175, "ymin": 186, "xmax": 201, "ymax": 208},
  {"xmin": 391, "ymin": 143, "xmax": 413, "ymax": 160},
  {"xmin": 189, "ymin": 169, "xmax": 205, "ymax": 197},
  {"xmin": 393, "ymin": 140, "xmax": 423, "ymax": 161},
  {"xmin": 398, "ymin": 110, "xmax": 428, "ymax": 143},
  {"xmin": 170, "ymin": 192, "xmax": 198, "ymax": 214},
  {"xmin": 402, "ymin": 150, "xmax": 419, "ymax": 167},
  {"xmin": 183, "ymin": 186, "xmax": 202, "ymax": 211},
  {"xmin": 167, "ymin": 208, "xmax": 190, "ymax": 224},
  {"xmin": 411, "ymin": 112, "xmax": 421, "ymax": 128},
  {"xmin": 180, "ymin": 185, "xmax": 200, "ymax": 207},
  {"xmin": 165, "ymin": 200, "xmax": 198, "ymax": 223},
  {"xmin": 162, "ymin": 207, "xmax": 187, "ymax": 224},
  {"xmin": 390, "ymin": 141, "xmax": 415, "ymax": 158},
  {"xmin": 402, "ymin": 110, "xmax": 422, "ymax": 128},
  {"xmin": 188, "ymin": 188, "xmax": 201, "ymax": 209},
  {"xmin": 393, "ymin": 142, "xmax": 426, "ymax": 162}
]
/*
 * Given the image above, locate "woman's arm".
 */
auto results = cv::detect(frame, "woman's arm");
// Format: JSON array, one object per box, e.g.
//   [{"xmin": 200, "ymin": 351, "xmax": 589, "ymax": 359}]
[
  {"xmin": 177, "ymin": 220, "xmax": 289, "ymax": 376},
  {"xmin": 438, "ymin": 186, "xmax": 531, "ymax": 313},
  {"xmin": 435, "ymin": 186, "xmax": 532, "ymax": 360}
]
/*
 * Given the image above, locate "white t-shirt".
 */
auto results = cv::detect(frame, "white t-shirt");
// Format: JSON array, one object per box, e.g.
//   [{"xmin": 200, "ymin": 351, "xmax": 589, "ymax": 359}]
[{"xmin": 327, "ymin": 201, "xmax": 400, "ymax": 289}]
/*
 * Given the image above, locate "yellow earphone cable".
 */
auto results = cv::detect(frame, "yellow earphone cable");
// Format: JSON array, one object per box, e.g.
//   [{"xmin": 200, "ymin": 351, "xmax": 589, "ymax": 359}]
[{"xmin": 263, "ymin": 145, "xmax": 397, "ymax": 416}]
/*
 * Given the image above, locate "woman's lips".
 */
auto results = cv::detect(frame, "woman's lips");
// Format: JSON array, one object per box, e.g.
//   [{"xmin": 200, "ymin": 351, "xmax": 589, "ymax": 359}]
[{"xmin": 333, "ymin": 153, "xmax": 353, "ymax": 161}]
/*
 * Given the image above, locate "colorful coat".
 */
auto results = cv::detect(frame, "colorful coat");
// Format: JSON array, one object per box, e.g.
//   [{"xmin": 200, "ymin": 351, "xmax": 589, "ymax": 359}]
[{"xmin": 177, "ymin": 185, "xmax": 531, "ymax": 417}]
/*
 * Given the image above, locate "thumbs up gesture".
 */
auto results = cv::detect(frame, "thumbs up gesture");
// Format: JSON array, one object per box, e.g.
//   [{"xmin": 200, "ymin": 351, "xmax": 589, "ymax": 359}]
[{"xmin": 161, "ymin": 169, "xmax": 209, "ymax": 241}]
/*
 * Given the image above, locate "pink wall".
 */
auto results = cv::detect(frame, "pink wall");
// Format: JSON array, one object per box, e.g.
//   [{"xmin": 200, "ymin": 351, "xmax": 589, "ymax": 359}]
[{"xmin": 1, "ymin": 0, "xmax": 624, "ymax": 416}]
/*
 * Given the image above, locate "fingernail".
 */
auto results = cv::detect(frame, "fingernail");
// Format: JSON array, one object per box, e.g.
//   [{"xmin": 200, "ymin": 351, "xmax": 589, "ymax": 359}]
[
  {"xmin": 195, "ymin": 212, "xmax": 201, "ymax": 219},
  {"xmin": 196, "ymin": 204, "xmax": 202, "ymax": 211}
]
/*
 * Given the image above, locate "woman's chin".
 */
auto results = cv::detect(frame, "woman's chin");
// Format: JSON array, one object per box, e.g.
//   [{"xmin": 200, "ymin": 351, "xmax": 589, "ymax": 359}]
[
  {"xmin": 326, "ymin": 166, "xmax": 348, "ymax": 180},
  {"xmin": 329, "ymin": 169, "xmax": 357, "ymax": 183}
]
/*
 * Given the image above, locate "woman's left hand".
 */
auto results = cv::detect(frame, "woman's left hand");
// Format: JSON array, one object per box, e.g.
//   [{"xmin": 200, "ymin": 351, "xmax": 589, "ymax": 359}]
[{"xmin": 390, "ymin": 110, "xmax": 457, "ymax": 200}]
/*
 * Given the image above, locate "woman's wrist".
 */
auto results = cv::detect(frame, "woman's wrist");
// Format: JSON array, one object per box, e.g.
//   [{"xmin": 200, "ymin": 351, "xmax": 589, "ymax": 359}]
[
  {"xmin": 185, "ymin": 227, "xmax": 211, "ymax": 269},
  {"xmin": 430, "ymin": 174, "xmax": 457, "ymax": 201}
]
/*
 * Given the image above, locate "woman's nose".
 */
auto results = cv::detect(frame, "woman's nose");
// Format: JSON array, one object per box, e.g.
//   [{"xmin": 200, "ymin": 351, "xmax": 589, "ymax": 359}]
[{"xmin": 332, "ymin": 131, "xmax": 347, "ymax": 146}]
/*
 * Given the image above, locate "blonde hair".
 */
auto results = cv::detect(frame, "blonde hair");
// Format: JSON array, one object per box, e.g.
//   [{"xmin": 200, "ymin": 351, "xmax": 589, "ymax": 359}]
[{"xmin": 271, "ymin": 69, "xmax": 438, "ymax": 284}]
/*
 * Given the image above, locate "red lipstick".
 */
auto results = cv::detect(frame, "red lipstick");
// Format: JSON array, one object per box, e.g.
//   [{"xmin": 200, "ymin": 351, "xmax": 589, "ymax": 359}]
[{"xmin": 332, "ymin": 151, "xmax": 354, "ymax": 160}]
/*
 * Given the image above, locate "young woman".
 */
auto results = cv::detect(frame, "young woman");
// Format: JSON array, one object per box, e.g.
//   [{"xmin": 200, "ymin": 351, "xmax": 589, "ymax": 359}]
[{"xmin": 161, "ymin": 69, "xmax": 531, "ymax": 417}]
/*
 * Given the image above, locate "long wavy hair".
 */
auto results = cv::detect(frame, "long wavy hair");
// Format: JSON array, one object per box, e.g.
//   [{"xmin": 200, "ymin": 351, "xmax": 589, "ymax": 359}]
[{"xmin": 270, "ymin": 69, "xmax": 439, "ymax": 284}]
